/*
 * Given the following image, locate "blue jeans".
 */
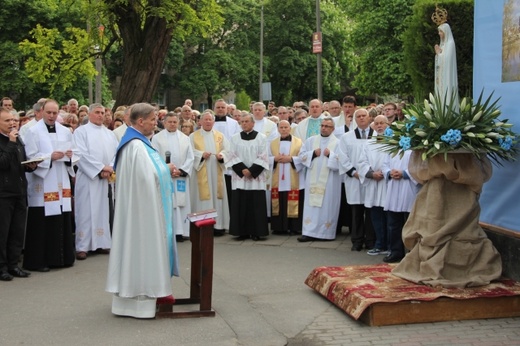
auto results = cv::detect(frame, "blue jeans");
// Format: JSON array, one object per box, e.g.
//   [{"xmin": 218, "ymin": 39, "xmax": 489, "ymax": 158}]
[{"xmin": 386, "ymin": 211, "xmax": 409, "ymax": 258}]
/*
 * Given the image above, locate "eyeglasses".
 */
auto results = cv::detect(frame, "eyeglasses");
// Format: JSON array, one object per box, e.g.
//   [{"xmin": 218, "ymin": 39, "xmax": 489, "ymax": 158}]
[{"xmin": 320, "ymin": 125, "xmax": 334, "ymax": 128}]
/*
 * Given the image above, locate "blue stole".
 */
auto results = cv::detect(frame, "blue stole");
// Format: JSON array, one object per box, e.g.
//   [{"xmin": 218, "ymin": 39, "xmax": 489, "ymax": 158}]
[{"xmin": 114, "ymin": 127, "xmax": 176, "ymax": 276}]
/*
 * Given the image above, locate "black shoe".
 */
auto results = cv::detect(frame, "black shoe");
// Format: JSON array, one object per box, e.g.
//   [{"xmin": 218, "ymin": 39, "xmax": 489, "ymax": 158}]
[
  {"xmin": 214, "ymin": 229, "xmax": 225, "ymax": 237},
  {"xmin": 8, "ymin": 267, "xmax": 31, "ymax": 278},
  {"xmin": 0, "ymin": 271, "xmax": 13, "ymax": 281},
  {"xmin": 383, "ymin": 254, "xmax": 403, "ymax": 263},
  {"xmin": 25, "ymin": 267, "xmax": 50, "ymax": 272},
  {"xmin": 351, "ymin": 244, "xmax": 363, "ymax": 251},
  {"xmin": 176, "ymin": 235, "xmax": 185, "ymax": 242},
  {"xmin": 297, "ymin": 236, "xmax": 314, "ymax": 242},
  {"xmin": 251, "ymin": 236, "xmax": 266, "ymax": 241},
  {"xmin": 234, "ymin": 235, "xmax": 249, "ymax": 241}
]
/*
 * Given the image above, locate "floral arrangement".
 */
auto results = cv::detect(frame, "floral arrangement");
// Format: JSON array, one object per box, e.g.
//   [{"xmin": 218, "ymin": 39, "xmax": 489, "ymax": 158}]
[{"xmin": 379, "ymin": 92, "xmax": 518, "ymax": 165}]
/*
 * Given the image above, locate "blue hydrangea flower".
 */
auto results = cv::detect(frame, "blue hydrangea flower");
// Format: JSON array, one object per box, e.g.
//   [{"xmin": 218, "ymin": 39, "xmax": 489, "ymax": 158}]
[
  {"xmin": 384, "ymin": 127, "xmax": 394, "ymax": 137},
  {"xmin": 440, "ymin": 129, "xmax": 462, "ymax": 146},
  {"xmin": 499, "ymin": 136, "xmax": 513, "ymax": 151},
  {"xmin": 399, "ymin": 136, "xmax": 411, "ymax": 150},
  {"xmin": 405, "ymin": 116, "xmax": 417, "ymax": 131}
]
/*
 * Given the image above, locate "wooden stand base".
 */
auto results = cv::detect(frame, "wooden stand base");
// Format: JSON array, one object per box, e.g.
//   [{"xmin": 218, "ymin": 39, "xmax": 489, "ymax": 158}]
[
  {"xmin": 359, "ymin": 295, "xmax": 520, "ymax": 326},
  {"xmin": 156, "ymin": 220, "xmax": 216, "ymax": 319}
]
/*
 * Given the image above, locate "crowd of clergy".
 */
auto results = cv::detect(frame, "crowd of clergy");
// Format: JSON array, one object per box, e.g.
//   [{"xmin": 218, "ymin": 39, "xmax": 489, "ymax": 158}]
[{"xmin": 1, "ymin": 94, "xmax": 421, "ymax": 282}]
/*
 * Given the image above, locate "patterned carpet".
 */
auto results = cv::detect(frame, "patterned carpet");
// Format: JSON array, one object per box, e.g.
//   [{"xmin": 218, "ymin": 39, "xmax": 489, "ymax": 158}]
[{"xmin": 305, "ymin": 263, "xmax": 520, "ymax": 320}]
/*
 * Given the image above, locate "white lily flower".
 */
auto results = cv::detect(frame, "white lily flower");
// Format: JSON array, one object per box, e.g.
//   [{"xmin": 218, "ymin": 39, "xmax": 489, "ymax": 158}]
[
  {"xmin": 486, "ymin": 132, "xmax": 500, "ymax": 138},
  {"xmin": 472, "ymin": 111, "xmax": 483, "ymax": 122}
]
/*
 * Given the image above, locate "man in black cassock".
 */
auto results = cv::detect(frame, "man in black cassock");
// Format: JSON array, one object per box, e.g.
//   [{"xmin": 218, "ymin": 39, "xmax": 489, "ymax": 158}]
[{"xmin": 225, "ymin": 114, "xmax": 270, "ymax": 241}]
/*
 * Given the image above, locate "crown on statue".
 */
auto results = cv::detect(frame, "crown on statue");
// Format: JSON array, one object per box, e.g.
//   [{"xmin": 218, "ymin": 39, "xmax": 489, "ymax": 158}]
[{"xmin": 431, "ymin": 5, "xmax": 448, "ymax": 26}]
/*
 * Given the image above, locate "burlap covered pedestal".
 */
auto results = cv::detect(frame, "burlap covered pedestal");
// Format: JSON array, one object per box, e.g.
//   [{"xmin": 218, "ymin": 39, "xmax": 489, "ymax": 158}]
[{"xmin": 392, "ymin": 151, "xmax": 502, "ymax": 288}]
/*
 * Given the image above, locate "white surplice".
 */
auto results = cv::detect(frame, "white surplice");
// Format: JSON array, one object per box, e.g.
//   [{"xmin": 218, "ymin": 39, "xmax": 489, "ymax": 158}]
[
  {"xmin": 382, "ymin": 150, "xmax": 421, "ymax": 213},
  {"xmin": 299, "ymin": 134, "xmax": 341, "ymax": 240},
  {"xmin": 213, "ymin": 116, "xmax": 241, "ymax": 177},
  {"xmin": 338, "ymin": 130, "xmax": 372, "ymax": 205},
  {"xmin": 25, "ymin": 121, "xmax": 79, "ymax": 215},
  {"xmin": 189, "ymin": 129, "xmax": 230, "ymax": 230},
  {"xmin": 152, "ymin": 129, "xmax": 195, "ymax": 237},
  {"xmin": 226, "ymin": 131, "xmax": 270, "ymax": 190},
  {"xmin": 357, "ymin": 138, "xmax": 387, "ymax": 208},
  {"xmin": 254, "ymin": 117, "xmax": 279, "ymax": 216},
  {"xmin": 73, "ymin": 122, "xmax": 118, "ymax": 252},
  {"xmin": 112, "ymin": 123, "xmax": 128, "ymax": 142},
  {"xmin": 19, "ymin": 118, "xmax": 38, "ymax": 141}
]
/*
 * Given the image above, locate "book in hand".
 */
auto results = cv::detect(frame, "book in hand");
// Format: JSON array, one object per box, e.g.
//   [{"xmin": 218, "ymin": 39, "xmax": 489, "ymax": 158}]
[
  {"xmin": 21, "ymin": 157, "xmax": 45, "ymax": 165},
  {"xmin": 187, "ymin": 209, "xmax": 218, "ymax": 222}
]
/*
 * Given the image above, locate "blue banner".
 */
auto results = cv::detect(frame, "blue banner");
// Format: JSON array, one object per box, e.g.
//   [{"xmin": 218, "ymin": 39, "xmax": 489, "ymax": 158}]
[{"xmin": 475, "ymin": 0, "xmax": 520, "ymax": 232}]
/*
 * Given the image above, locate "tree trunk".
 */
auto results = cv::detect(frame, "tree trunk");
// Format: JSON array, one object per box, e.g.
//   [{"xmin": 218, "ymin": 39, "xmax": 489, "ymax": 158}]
[{"xmin": 113, "ymin": 5, "xmax": 173, "ymax": 109}]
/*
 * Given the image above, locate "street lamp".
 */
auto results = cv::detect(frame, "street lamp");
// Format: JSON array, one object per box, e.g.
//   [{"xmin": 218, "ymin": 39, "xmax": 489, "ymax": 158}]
[
  {"xmin": 259, "ymin": 3, "xmax": 264, "ymax": 102},
  {"xmin": 316, "ymin": 0, "xmax": 322, "ymax": 100}
]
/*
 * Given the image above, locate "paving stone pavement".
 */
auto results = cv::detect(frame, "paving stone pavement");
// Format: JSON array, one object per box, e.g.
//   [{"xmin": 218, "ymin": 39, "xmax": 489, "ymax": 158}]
[
  {"xmin": 1, "ymin": 230, "xmax": 519, "ymax": 346},
  {"xmin": 218, "ymin": 232, "xmax": 520, "ymax": 346}
]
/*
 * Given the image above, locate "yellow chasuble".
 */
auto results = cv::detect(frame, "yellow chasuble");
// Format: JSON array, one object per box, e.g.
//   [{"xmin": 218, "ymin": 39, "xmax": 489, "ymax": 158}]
[
  {"xmin": 193, "ymin": 130, "xmax": 224, "ymax": 200},
  {"xmin": 270, "ymin": 136, "xmax": 302, "ymax": 217}
]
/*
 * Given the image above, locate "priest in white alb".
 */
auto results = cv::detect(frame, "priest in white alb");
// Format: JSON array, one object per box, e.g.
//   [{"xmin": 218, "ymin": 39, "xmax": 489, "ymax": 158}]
[
  {"xmin": 73, "ymin": 103, "xmax": 118, "ymax": 260},
  {"xmin": 189, "ymin": 111, "xmax": 230, "ymax": 235},
  {"xmin": 152, "ymin": 112, "xmax": 194, "ymax": 241},
  {"xmin": 106, "ymin": 103, "xmax": 179, "ymax": 319},
  {"xmin": 297, "ymin": 117, "xmax": 341, "ymax": 242}
]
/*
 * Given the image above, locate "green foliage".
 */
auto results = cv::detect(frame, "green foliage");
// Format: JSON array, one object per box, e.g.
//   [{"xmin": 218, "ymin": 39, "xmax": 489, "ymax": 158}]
[
  {"xmin": 171, "ymin": 0, "xmax": 260, "ymax": 107},
  {"xmin": 343, "ymin": 0, "xmax": 415, "ymax": 97},
  {"xmin": 402, "ymin": 0, "xmax": 474, "ymax": 100},
  {"xmin": 262, "ymin": 0, "xmax": 355, "ymax": 104},
  {"xmin": 19, "ymin": 25, "xmax": 97, "ymax": 94},
  {"xmin": 235, "ymin": 90, "xmax": 251, "ymax": 111}
]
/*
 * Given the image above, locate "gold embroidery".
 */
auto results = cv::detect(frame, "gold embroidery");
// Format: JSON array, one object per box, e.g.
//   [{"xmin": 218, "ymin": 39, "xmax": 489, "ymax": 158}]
[{"xmin": 44, "ymin": 192, "xmax": 60, "ymax": 202}]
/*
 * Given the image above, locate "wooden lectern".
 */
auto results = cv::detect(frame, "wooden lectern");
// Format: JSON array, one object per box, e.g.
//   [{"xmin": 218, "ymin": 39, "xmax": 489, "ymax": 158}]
[{"xmin": 156, "ymin": 219, "xmax": 216, "ymax": 318}]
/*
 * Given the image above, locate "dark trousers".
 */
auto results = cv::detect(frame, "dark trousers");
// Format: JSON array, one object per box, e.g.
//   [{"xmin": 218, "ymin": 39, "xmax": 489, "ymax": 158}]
[
  {"xmin": 336, "ymin": 184, "xmax": 352, "ymax": 233},
  {"xmin": 225, "ymin": 174, "xmax": 232, "ymax": 212},
  {"xmin": 350, "ymin": 204, "xmax": 375, "ymax": 248},
  {"xmin": 387, "ymin": 211, "xmax": 409, "ymax": 258},
  {"xmin": 370, "ymin": 206, "xmax": 388, "ymax": 250},
  {"xmin": 0, "ymin": 197, "xmax": 27, "ymax": 271}
]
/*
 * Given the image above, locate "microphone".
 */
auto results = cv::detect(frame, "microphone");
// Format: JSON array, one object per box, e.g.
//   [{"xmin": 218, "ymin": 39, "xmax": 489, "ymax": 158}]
[{"xmin": 165, "ymin": 151, "xmax": 171, "ymax": 164}]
